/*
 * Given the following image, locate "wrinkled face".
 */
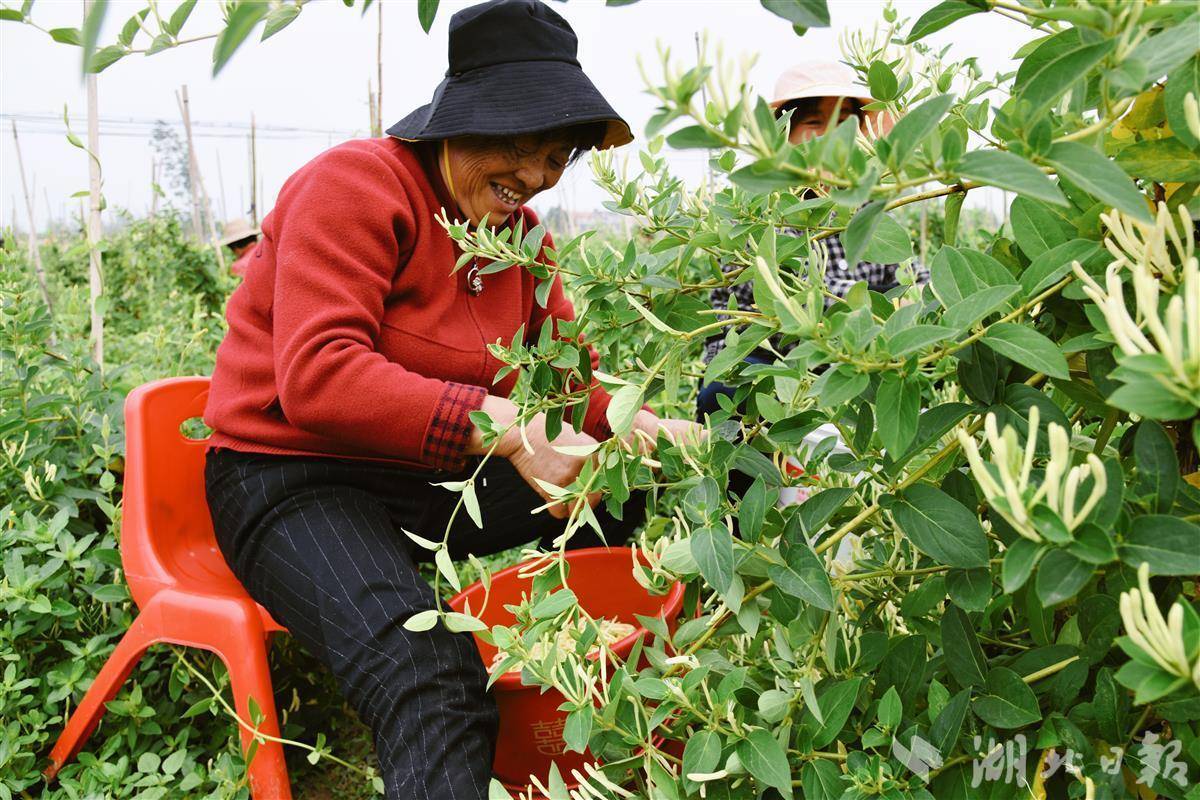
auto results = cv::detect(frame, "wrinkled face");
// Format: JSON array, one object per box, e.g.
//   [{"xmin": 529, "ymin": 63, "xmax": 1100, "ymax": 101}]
[
  {"xmin": 786, "ymin": 96, "xmax": 862, "ymax": 145},
  {"xmin": 443, "ymin": 133, "xmax": 574, "ymax": 226}
]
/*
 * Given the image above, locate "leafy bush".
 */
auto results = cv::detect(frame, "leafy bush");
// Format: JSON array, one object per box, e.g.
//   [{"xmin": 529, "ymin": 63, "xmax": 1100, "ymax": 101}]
[
  {"xmin": 428, "ymin": 3, "xmax": 1200, "ymax": 799},
  {"xmin": 1, "ymin": 217, "xmax": 381, "ymax": 799}
]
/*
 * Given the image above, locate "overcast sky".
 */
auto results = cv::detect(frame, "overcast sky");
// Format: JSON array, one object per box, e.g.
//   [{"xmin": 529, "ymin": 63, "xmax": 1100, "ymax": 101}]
[{"xmin": 1, "ymin": 0, "xmax": 1033, "ymax": 233}]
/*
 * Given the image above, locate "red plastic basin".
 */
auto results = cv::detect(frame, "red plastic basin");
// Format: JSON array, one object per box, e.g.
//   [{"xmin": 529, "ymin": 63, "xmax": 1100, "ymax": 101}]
[{"xmin": 447, "ymin": 547, "xmax": 685, "ymax": 790}]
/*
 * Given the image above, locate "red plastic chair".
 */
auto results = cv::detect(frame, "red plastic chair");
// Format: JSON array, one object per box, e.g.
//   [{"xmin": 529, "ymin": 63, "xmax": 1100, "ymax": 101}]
[{"xmin": 44, "ymin": 377, "xmax": 292, "ymax": 798}]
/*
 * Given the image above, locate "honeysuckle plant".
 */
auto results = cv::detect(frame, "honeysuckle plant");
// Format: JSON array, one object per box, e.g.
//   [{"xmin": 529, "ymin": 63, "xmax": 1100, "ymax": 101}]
[
  {"xmin": 433, "ymin": 2, "xmax": 1200, "ymax": 799},
  {"xmin": 6, "ymin": 1, "xmax": 1200, "ymax": 798}
]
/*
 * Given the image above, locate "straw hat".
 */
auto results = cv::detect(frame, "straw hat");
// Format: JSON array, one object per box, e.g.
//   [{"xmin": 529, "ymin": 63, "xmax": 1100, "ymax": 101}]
[
  {"xmin": 769, "ymin": 61, "xmax": 875, "ymax": 110},
  {"xmin": 219, "ymin": 218, "xmax": 261, "ymax": 247}
]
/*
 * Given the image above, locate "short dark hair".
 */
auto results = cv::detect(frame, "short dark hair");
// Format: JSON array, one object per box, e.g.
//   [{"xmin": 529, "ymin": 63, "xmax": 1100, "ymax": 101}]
[{"xmin": 776, "ymin": 96, "xmax": 865, "ymax": 124}]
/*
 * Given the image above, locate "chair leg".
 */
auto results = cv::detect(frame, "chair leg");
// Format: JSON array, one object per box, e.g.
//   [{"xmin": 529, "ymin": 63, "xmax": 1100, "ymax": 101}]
[
  {"xmin": 44, "ymin": 614, "xmax": 154, "ymax": 779},
  {"xmin": 215, "ymin": 627, "xmax": 293, "ymax": 800}
]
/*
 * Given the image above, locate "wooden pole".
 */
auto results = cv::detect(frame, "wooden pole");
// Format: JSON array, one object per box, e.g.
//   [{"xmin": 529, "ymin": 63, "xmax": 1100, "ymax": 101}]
[
  {"xmin": 11, "ymin": 121, "xmax": 56, "ymax": 329},
  {"xmin": 149, "ymin": 157, "xmax": 159, "ymax": 221},
  {"xmin": 376, "ymin": 0, "xmax": 383, "ymax": 137},
  {"xmin": 85, "ymin": 1, "xmax": 103, "ymax": 368},
  {"xmin": 216, "ymin": 148, "xmax": 229, "ymax": 224},
  {"xmin": 249, "ymin": 112, "xmax": 258, "ymax": 227},
  {"xmin": 177, "ymin": 86, "xmax": 205, "ymax": 240},
  {"xmin": 176, "ymin": 86, "xmax": 225, "ymax": 270}
]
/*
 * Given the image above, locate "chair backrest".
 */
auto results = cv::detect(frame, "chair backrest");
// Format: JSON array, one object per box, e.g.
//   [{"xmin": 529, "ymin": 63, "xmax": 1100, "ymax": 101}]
[{"xmin": 121, "ymin": 377, "xmax": 231, "ymax": 609}]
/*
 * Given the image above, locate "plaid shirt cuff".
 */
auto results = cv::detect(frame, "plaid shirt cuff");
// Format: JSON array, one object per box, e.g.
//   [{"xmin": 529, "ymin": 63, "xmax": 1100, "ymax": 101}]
[{"xmin": 422, "ymin": 382, "xmax": 488, "ymax": 471}]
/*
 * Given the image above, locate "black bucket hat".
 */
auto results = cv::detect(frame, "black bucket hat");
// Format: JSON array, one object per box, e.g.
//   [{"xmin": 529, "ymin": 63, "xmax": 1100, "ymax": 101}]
[{"xmin": 386, "ymin": 0, "xmax": 633, "ymax": 150}]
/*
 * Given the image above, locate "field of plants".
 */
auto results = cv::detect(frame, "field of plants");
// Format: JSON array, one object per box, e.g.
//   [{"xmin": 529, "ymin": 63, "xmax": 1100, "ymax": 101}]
[{"xmin": 3, "ymin": 0, "xmax": 1200, "ymax": 799}]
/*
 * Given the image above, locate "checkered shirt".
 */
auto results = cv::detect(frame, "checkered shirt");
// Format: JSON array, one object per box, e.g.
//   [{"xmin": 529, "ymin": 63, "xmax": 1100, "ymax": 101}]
[
  {"xmin": 703, "ymin": 230, "xmax": 929, "ymax": 362},
  {"xmin": 421, "ymin": 382, "xmax": 488, "ymax": 471}
]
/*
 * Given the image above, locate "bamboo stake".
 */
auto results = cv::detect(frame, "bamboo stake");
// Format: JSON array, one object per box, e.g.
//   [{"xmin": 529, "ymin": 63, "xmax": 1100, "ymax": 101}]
[
  {"xmin": 85, "ymin": 4, "xmax": 103, "ymax": 369},
  {"xmin": 249, "ymin": 112, "xmax": 258, "ymax": 227},
  {"xmin": 368, "ymin": 80, "xmax": 378, "ymax": 137},
  {"xmin": 149, "ymin": 156, "xmax": 158, "ymax": 221},
  {"xmin": 216, "ymin": 149, "xmax": 229, "ymax": 223},
  {"xmin": 177, "ymin": 86, "xmax": 205, "ymax": 240},
  {"xmin": 11, "ymin": 121, "xmax": 56, "ymax": 331},
  {"xmin": 376, "ymin": 0, "xmax": 383, "ymax": 136},
  {"xmin": 177, "ymin": 85, "xmax": 225, "ymax": 271}
]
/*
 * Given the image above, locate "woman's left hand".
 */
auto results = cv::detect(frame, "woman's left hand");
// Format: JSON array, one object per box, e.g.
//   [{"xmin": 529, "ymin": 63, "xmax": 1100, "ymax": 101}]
[{"xmin": 630, "ymin": 409, "xmax": 705, "ymax": 451}]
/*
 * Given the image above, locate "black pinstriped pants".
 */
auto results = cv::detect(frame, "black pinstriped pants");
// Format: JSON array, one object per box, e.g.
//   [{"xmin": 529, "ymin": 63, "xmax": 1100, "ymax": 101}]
[{"xmin": 204, "ymin": 448, "xmax": 641, "ymax": 800}]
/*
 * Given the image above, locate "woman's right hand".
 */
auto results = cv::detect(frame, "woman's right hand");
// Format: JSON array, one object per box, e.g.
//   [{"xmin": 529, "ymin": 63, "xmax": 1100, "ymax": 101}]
[
  {"xmin": 504, "ymin": 415, "xmax": 600, "ymax": 518},
  {"xmin": 470, "ymin": 396, "xmax": 599, "ymax": 519}
]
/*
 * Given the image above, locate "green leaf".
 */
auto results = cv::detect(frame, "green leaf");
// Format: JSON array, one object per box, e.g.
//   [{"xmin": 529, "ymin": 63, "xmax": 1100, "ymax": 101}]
[
  {"xmin": 166, "ymin": 0, "xmax": 197, "ymax": 37},
  {"xmin": 1126, "ymin": 13, "xmax": 1200, "ymax": 81},
  {"xmin": 86, "ymin": 45, "xmax": 126, "ymax": 73},
  {"xmin": 435, "ymin": 547, "xmax": 461, "ymax": 592},
  {"xmin": 811, "ymin": 678, "xmax": 862, "ymax": 748},
  {"xmin": 958, "ymin": 150, "xmax": 1066, "ymax": 206},
  {"xmin": 877, "ymin": 686, "xmax": 902, "ymax": 728},
  {"xmin": 1165, "ymin": 56, "xmax": 1200, "ymax": 150},
  {"xmin": 982, "ymin": 323, "xmax": 1069, "ymax": 379},
  {"xmin": 769, "ymin": 541, "xmax": 835, "ymax": 611},
  {"xmin": 841, "ymin": 201, "xmax": 885, "ymax": 267},
  {"xmin": 868, "ymin": 60, "xmax": 898, "ymax": 101},
  {"xmin": 530, "ymin": 589, "xmax": 578, "ymax": 619},
  {"xmin": 740, "ymin": 477, "xmax": 769, "ymax": 541},
  {"xmin": 562, "ymin": 707, "xmax": 591, "ymax": 753},
  {"xmin": 1009, "ymin": 196, "xmax": 1073, "ymax": 260},
  {"xmin": 49, "ymin": 27, "xmax": 82, "ymax": 45},
  {"xmin": 891, "ymin": 484, "xmax": 990, "ymax": 568},
  {"xmin": 1108, "ymin": 379, "xmax": 1197, "ymax": 419},
  {"xmin": 1035, "ymin": 549, "xmax": 1093, "ymax": 607},
  {"xmin": 887, "ymin": 324, "xmax": 954, "ymax": 357},
  {"xmin": 885, "ymin": 94, "xmax": 955, "ymax": 167},
  {"xmin": 0, "ymin": 9, "xmax": 26, "ymax": 21},
  {"xmin": 1014, "ymin": 38, "xmax": 1115, "ymax": 120},
  {"xmin": 1135, "ymin": 421, "xmax": 1180, "ymax": 513},
  {"xmin": 942, "ymin": 284, "xmax": 1020, "ymax": 331},
  {"xmin": 801, "ymin": 760, "xmax": 844, "ymax": 800},
  {"xmin": 876, "ymin": 373, "xmax": 919, "ymax": 455},
  {"xmin": 946, "ymin": 567, "xmax": 991, "ymax": 612},
  {"xmin": 1020, "ymin": 239, "xmax": 1103, "ymax": 298},
  {"xmin": 1116, "ymin": 138, "xmax": 1200, "ymax": 183},
  {"xmin": 860, "ymin": 213, "xmax": 913, "ymax": 263},
  {"xmin": 462, "ymin": 481, "xmax": 482, "ymax": 528},
  {"xmin": 444, "ymin": 612, "xmax": 487, "ymax": 633},
  {"xmin": 683, "ymin": 729, "xmax": 721, "ymax": 779},
  {"xmin": 941, "ymin": 605, "xmax": 987, "ymax": 688},
  {"xmin": 403, "ymin": 609, "xmax": 439, "ymax": 632},
  {"xmin": 759, "ymin": 0, "xmax": 829, "ymax": 28},
  {"xmin": 930, "ymin": 688, "xmax": 972, "ymax": 756},
  {"xmin": 80, "ymin": 0, "xmax": 108, "ymax": 75},
  {"xmin": 907, "ymin": 1, "xmax": 983, "ymax": 42},
  {"xmin": 262, "ymin": 4, "xmax": 301, "ymax": 41},
  {"xmin": 666, "ymin": 125, "xmax": 725, "ymax": 149},
  {"xmin": 417, "ymin": 0, "xmax": 439, "ymax": 33},
  {"xmin": 1001, "ymin": 538, "xmax": 1043, "ymax": 593},
  {"xmin": 737, "ymin": 729, "xmax": 794, "ymax": 797},
  {"xmin": 798, "ymin": 487, "xmax": 855, "ymax": 537},
  {"xmin": 1046, "ymin": 141, "xmax": 1152, "ymax": 223},
  {"xmin": 1120, "ymin": 516, "xmax": 1200, "ymax": 576},
  {"xmin": 212, "ymin": 2, "xmax": 269, "ymax": 75},
  {"xmin": 972, "ymin": 667, "xmax": 1042, "ymax": 729},
  {"xmin": 606, "ymin": 384, "xmax": 644, "ymax": 437},
  {"xmin": 691, "ymin": 524, "xmax": 735, "ymax": 595}
]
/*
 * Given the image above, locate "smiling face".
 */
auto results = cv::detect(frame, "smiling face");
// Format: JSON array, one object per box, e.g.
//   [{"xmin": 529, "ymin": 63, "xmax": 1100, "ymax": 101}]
[
  {"xmin": 782, "ymin": 96, "xmax": 865, "ymax": 145},
  {"xmin": 442, "ymin": 132, "xmax": 579, "ymax": 227}
]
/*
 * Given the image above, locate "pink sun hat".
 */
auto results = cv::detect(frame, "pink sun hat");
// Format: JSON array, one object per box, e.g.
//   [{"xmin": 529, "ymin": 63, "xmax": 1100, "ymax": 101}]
[{"xmin": 769, "ymin": 60, "xmax": 876, "ymax": 109}]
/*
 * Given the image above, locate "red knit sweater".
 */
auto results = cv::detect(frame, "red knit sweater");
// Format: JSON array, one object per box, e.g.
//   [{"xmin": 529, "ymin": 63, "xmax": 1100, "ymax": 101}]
[{"xmin": 204, "ymin": 137, "xmax": 613, "ymax": 471}]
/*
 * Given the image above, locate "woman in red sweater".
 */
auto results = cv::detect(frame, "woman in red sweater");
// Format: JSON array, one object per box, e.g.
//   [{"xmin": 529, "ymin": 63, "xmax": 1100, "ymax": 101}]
[{"xmin": 203, "ymin": 1, "xmax": 692, "ymax": 797}]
